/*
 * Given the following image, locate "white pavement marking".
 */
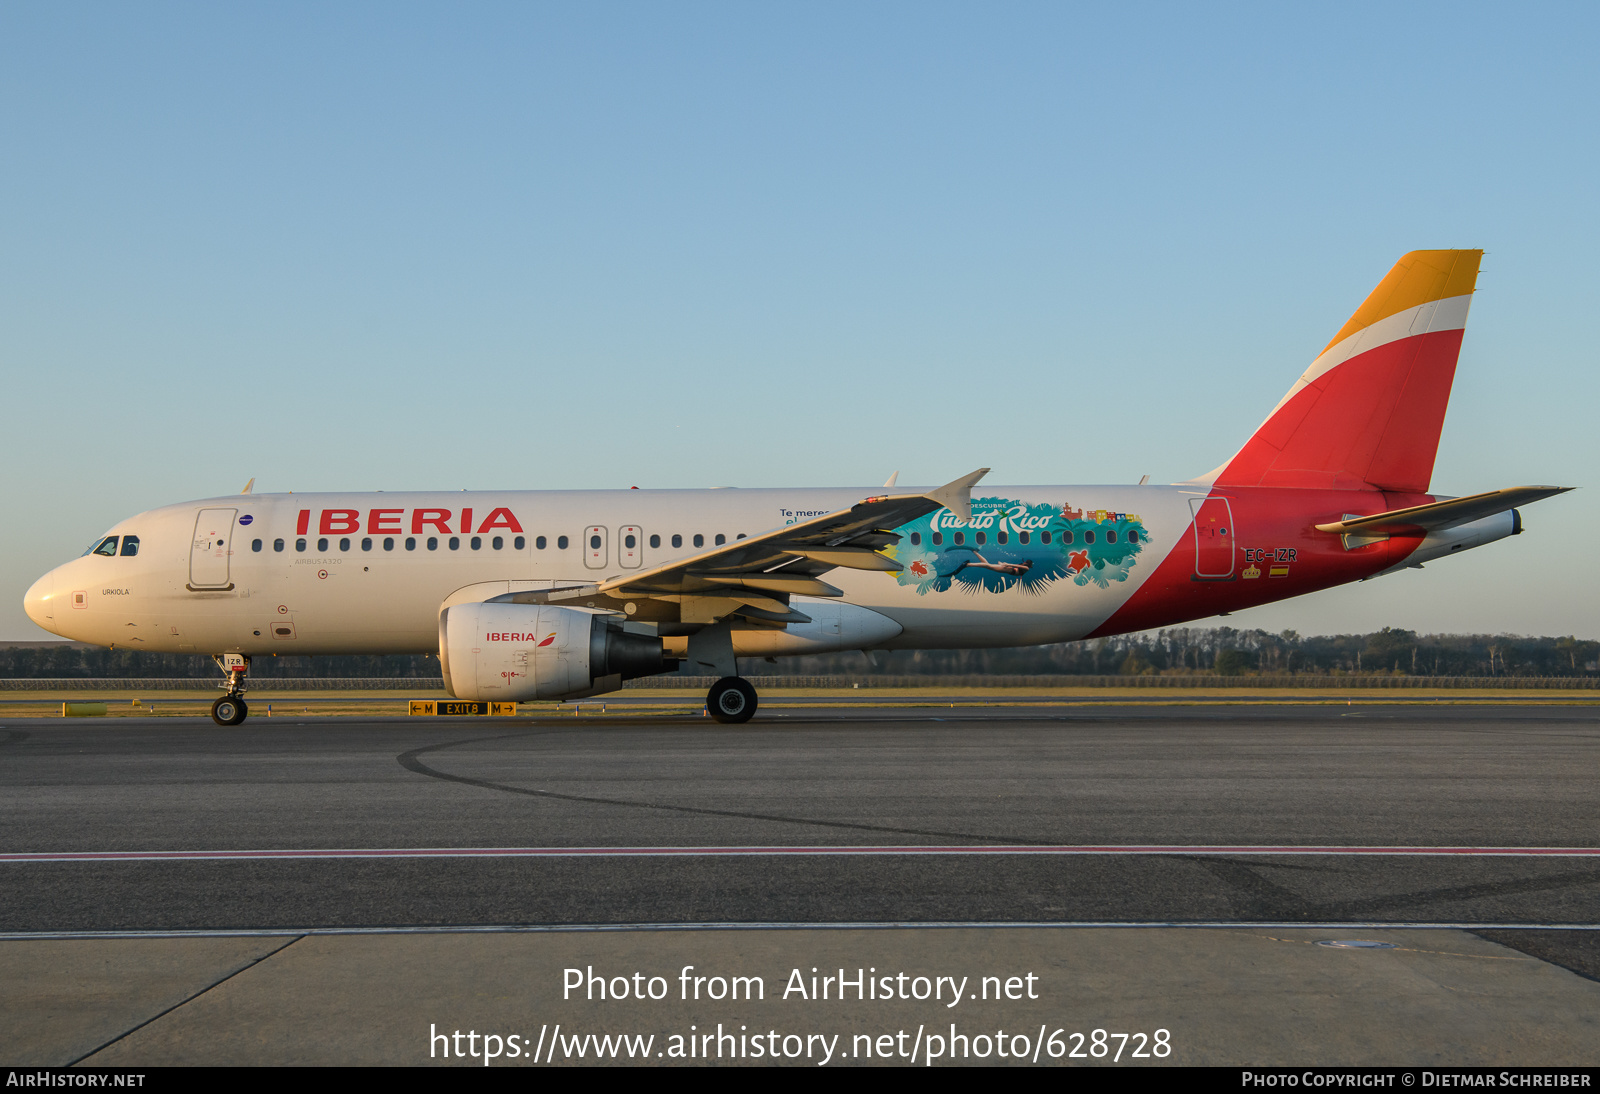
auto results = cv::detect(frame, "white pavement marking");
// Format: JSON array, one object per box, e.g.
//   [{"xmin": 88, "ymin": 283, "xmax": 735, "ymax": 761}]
[
  {"xmin": 2, "ymin": 921, "xmax": 1599, "ymax": 941},
  {"xmin": 5, "ymin": 844, "xmax": 1600, "ymax": 863}
]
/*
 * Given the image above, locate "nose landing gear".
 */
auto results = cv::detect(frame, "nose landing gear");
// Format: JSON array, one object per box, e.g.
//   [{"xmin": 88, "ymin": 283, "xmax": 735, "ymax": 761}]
[
  {"xmin": 707, "ymin": 676, "xmax": 758, "ymax": 724},
  {"xmin": 211, "ymin": 695, "xmax": 248, "ymax": 726},
  {"xmin": 211, "ymin": 654, "xmax": 250, "ymax": 726}
]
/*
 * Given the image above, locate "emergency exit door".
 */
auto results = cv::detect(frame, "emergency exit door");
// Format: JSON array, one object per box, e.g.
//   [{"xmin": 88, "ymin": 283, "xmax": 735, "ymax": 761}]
[
  {"xmin": 1189, "ymin": 497, "xmax": 1235, "ymax": 579},
  {"xmin": 618, "ymin": 525, "xmax": 643, "ymax": 568},
  {"xmin": 583, "ymin": 525, "xmax": 608, "ymax": 569},
  {"xmin": 189, "ymin": 508, "xmax": 237, "ymax": 590}
]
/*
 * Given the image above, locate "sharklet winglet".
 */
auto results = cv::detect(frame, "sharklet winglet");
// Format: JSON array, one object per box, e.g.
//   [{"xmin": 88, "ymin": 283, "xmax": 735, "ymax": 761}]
[{"xmin": 922, "ymin": 468, "xmax": 989, "ymax": 523}]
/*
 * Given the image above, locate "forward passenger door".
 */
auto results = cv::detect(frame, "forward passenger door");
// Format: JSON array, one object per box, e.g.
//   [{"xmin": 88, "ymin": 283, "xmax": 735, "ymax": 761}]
[{"xmin": 189, "ymin": 508, "xmax": 237, "ymax": 590}]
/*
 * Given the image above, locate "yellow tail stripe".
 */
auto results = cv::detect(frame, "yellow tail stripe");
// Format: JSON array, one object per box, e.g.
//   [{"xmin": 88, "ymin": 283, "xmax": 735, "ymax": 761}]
[{"xmin": 1321, "ymin": 249, "xmax": 1483, "ymax": 354}]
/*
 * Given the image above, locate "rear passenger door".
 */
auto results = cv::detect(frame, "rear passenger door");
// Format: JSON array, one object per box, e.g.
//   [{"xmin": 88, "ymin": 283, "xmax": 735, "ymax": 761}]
[{"xmin": 1189, "ymin": 497, "xmax": 1235, "ymax": 579}]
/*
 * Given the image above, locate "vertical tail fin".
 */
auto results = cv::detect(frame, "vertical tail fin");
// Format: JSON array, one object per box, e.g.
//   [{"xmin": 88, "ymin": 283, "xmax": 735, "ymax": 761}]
[{"xmin": 1208, "ymin": 249, "xmax": 1483, "ymax": 492}]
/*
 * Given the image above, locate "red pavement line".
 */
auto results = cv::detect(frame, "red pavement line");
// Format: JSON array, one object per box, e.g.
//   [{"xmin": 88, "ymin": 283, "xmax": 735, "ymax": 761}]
[{"xmin": 3, "ymin": 845, "xmax": 1600, "ymax": 863}]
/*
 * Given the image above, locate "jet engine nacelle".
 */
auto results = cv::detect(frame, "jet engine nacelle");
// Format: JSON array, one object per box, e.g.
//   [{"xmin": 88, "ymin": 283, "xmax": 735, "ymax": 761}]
[{"xmin": 440, "ymin": 602, "xmax": 664, "ymax": 702}]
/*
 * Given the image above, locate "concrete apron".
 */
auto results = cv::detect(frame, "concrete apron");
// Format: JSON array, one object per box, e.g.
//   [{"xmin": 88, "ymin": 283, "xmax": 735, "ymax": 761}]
[{"xmin": 3, "ymin": 927, "xmax": 1596, "ymax": 1066}]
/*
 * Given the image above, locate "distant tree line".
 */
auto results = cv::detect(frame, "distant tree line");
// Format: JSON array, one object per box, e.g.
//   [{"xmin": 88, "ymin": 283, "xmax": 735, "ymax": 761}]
[
  {"xmin": 4, "ymin": 628, "xmax": 1597, "ymax": 678},
  {"xmin": 0, "ymin": 648, "xmax": 439, "ymax": 679},
  {"xmin": 755, "ymin": 627, "xmax": 1600, "ymax": 678}
]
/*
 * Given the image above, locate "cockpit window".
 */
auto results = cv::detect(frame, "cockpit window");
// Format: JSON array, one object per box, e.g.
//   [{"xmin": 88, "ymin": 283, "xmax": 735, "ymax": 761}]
[
  {"xmin": 119, "ymin": 535, "xmax": 140, "ymax": 557},
  {"xmin": 91, "ymin": 536, "xmax": 119, "ymax": 557}
]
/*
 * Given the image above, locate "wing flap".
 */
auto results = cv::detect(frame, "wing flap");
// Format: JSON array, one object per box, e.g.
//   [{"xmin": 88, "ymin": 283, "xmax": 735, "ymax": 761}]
[{"xmin": 792, "ymin": 547, "xmax": 903, "ymax": 571}]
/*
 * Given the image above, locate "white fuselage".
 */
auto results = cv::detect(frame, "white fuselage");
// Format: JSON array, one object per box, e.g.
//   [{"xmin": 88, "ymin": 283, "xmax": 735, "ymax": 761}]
[{"xmin": 25, "ymin": 485, "xmax": 1196, "ymax": 658}]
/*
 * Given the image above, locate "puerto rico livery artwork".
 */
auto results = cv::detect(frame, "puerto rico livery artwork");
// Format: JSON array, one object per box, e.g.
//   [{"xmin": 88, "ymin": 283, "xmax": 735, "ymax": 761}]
[
  {"xmin": 24, "ymin": 251, "xmax": 1570, "ymax": 724},
  {"xmin": 891, "ymin": 500, "xmax": 1146, "ymax": 596}
]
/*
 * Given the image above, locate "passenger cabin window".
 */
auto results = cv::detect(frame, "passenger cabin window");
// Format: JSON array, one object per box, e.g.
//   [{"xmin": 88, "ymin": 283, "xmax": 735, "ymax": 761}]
[
  {"xmin": 1019, "ymin": 532, "xmax": 1030, "ymax": 545},
  {"xmin": 649, "ymin": 534, "xmax": 660, "ymax": 548},
  {"xmin": 910, "ymin": 532, "xmax": 922, "ymax": 546},
  {"xmin": 693, "ymin": 534, "xmax": 704, "ymax": 548},
  {"xmin": 1062, "ymin": 531, "xmax": 1074, "ymax": 544},
  {"xmin": 296, "ymin": 538, "xmax": 307, "ymax": 552},
  {"xmin": 975, "ymin": 532, "xmax": 986, "ymax": 546},
  {"xmin": 361, "ymin": 538, "xmax": 372, "ymax": 551},
  {"xmin": 120, "ymin": 535, "xmax": 140, "ymax": 557},
  {"xmin": 92, "ymin": 537, "xmax": 118, "ymax": 557},
  {"xmin": 405, "ymin": 537, "xmax": 416, "ymax": 550},
  {"xmin": 715, "ymin": 533, "xmax": 725, "ymax": 546},
  {"xmin": 624, "ymin": 534, "xmax": 637, "ymax": 548},
  {"xmin": 557, "ymin": 535, "xmax": 569, "ymax": 549},
  {"xmin": 449, "ymin": 537, "xmax": 460, "ymax": 550},
  {"xmin": 672, "ymin": 534, "xmax": 682, "ymax": 548},
  {"xmin": 589, "ymin": 535, "xmax": 601, "ymax": 549},
  {"xmin": 426, "ymin": 537, "xmax": 438, "ymax": 550},
  {"xmin": 340, "ymin": 537, "xmax": 351, "ymax": 551},
  {"xmin": 953, "ymin": 532, "xmax": 965, "ymax": 546},
  {"xmin": 997, "ymin": 531, "xmax": 1008, "ymax": 545},
  {"xmin": 470, "ymin": 536, "xmax": 481, "ymax": 550},
  {"xmin": 274, "ymin": 539, "xmax": 286, "ymax": 552},
  {"xmin": 383, "ymin": 537, "xmax": 395, "ymax": 551},
  {"xmin": 1041, "ymin": 531, "xmax": 1052, "ymax": 544},
  {"xmin": 492, "ymin": 536, "xmax": 504, "ymax": 550},
  {"xmin": 931, "ymin": 533, "xmax": 943, "ymax": 546},
  {"xmin": 1107, "ymin": 530, "xmax": 1118, "ymax": 543},
  {"xmin": 513, "ymin": 536, "xmax": 525, "ymax": 550},
  {"xmin": 1084, "ymin": 531, "xmax": 1095, "ymax": 544},
  {"xmin": 536, "ymin": 536, "xmax": 547, "ymax": 550},
  {"xmin": 1128, "ymin": 530, "xmax": 1139, "ymax": 543},
  {"xmin": 252, "ymin": 539, "xmax": 262, "ymax": 553},
  {"xmin": 317, "ymin": 537, "xmax": 329, "ymax": 551}
]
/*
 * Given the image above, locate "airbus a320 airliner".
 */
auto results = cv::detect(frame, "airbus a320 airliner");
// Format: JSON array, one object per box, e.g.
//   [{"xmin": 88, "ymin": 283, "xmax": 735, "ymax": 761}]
[{"xmin": 24, "ymin": 250, "xmax": 1569, "ymax": 724}]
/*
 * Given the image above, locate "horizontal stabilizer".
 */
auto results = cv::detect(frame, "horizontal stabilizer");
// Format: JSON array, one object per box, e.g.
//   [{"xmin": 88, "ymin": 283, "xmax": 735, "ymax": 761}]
[{"xmin": 1314, "ymin": 486, "xmax": 1572, "ymax": 535}]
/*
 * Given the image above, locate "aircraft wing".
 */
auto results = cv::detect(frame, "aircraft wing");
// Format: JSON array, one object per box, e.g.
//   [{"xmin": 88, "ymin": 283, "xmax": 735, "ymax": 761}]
[
  {"xmin": 1314, "ymin": 485, "xmax": 1572, "ymax": 536},
  {"xmin": 516, "ymin": 469, "xmax": 989, "ymax": 624}
]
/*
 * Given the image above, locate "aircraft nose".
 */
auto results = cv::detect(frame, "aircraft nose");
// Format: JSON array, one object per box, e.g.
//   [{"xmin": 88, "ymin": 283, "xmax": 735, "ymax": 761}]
[{"xmin": 23, "ymin": 571, "xmax": 61, "ymax": 631}]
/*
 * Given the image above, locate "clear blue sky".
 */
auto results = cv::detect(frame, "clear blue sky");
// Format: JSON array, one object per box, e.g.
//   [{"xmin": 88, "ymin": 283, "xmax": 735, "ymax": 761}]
[{"xmin": 3, "ymin": 2, "xmax": 1595, "ymax": 640}]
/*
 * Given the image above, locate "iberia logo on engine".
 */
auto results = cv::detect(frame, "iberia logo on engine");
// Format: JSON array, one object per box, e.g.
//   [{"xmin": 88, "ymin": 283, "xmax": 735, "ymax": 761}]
[{"xmin": 486, "ymin": 632, "xmax": 559, "ymax": 646}]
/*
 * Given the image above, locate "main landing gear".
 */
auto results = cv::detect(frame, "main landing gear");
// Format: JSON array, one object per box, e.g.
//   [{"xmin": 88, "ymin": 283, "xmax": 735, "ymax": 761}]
[
  {"xmin": 211, "ymin": 654, "xmax": 250, "ymax": 726},
  {"xmin": 707, "ymin": 676, "xmax": 758, "ymax": 724}
]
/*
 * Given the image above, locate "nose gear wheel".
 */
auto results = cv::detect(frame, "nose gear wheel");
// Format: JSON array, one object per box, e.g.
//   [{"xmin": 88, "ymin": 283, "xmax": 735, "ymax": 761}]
[{"xmin": 211, "ymin": 696, "xmax": 248, "ymax": 726}]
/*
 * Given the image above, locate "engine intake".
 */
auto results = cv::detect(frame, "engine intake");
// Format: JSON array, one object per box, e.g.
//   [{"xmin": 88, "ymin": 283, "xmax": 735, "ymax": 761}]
[{"xmin": 440, "ymin": 602, "xmax": 664, "ymax": 702}]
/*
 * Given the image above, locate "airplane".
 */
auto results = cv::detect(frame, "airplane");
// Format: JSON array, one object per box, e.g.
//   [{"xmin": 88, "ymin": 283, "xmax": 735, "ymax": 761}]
[{"xmin": 23, "ymin": 249, "xmax": 1571, "ymax": 726}]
